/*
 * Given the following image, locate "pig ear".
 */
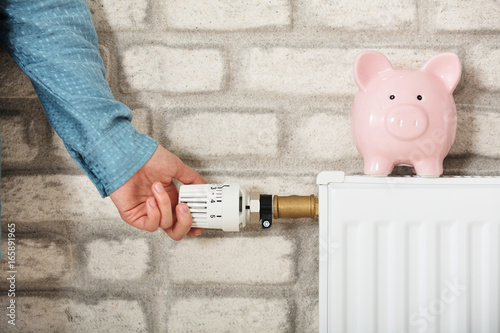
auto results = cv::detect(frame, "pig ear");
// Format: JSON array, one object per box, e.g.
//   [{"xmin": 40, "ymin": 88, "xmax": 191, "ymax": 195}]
[
  {"xmin": 354, "ymin": 51, "xmax": 394, "ymax": 91},
  {"xmin": 420, "ymin": 53, "xmax": 461, "ymax": 92}
]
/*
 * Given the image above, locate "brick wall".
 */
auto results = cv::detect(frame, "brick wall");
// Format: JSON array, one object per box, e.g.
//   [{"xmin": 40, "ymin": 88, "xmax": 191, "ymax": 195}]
[{"xmin": 1, "ymin": 0, "xmax": 500, "ymax": 331}]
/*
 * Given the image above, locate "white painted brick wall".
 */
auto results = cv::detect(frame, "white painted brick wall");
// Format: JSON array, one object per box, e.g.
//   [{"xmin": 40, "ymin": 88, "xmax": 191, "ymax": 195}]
[
  {"xmin": 0, "ymin": 49, "xmax": 36, "ymax": 98},
  {"xmin": 469, "ymin": 45, "xmax": 500, "ymax": 91},
  {"xmin": 295, "ymin": 0, "xmax": 417, "ymax": 30},
  {"xmin": 162, "ymin": 0, "xmax": 292, "ymax": 31},
  {"xmin": 88, "ymin": 0, "xmax": 149, "ymax": 31},
  {"xmin": 291, "ymin": 113, "xmax": 358, "ymax": 160},
  {"xmin": 236, "ymin": 48, "xmax": 441, "ymax": 95},
  {"xmin": 168, "ymin": 298, "xmax": 290, "ymax": 332},
  {"xmin": 86, "ymin": 238, "xmax": 150, "ymax": 280},
  {"xmin": 121, "ymin": 46, "xmax": 225, "ymax": 93},
  {"xmin": 168, "ymin": 236, "xmax": 295, "ymax": 284},
  {"xmin": 297, "ymin": 298, "xmax": 320, "ymax": 332},
  {"xmin": 0, "ymin": 237, "xmax": 70, "ymax": 282},
  {"xmin": 1, "ymin": 175, "xmax": 117, "ymax": 222},
  {"xmin": 131, "ymin": 108, "xmax": 151, "ymax": 135},
  {"xmin": 166, "ymin": 112, "xmax": 278, "ymax": 156},
  {"xmin": 236, "ymin": 48, "xmax": 354, "ymax": 95},
  {"xmin": 451, "ymin": 109, "xmax": 500, "ymax": 158},
  {"xmin": 432, "ymin": 0, "xmax": 500, "ymax": 31},
  {"xmin": 0, "ymin": 115, "xmax": 38, "ymax": 164},
  {"xmin": 8, "ymin": 297, "xmax": 147, "ymax": 332}
]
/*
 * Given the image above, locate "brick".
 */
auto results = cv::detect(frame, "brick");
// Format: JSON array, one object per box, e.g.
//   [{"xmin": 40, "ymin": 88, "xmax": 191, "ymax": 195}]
[
  {"xmin": 86, "ymin": 238, "xmax": 150, "ymax": 280},
  {"xmin": 168, "ymin": 236, "xmax": 295, "ymax": 284},
  {"xmin": 162, "ymin": 0, "xmax": 291, "ymax": 30},
  {"xmin": 451, "ymin": 110, "xmax": 500, "ymax": 158},
  {"xmin": 7, "ymin": 297, "xmax": 147, "ymax": 332},
  {"xmin": 432, "ymin": 0, "xmax": 500, "ymax": 31},
  {"xmin": 296, "ymin": 297, "xmax": 319, "ymax": 333},
  {"xmin": 0, "ymin": 237, "xmax": 70, "ymax": 282},
  {"xmin": 121, "ymin": 47, "xmax": 225, "ymax": 93},
  {"xmin": 166, "ymin": 112, "xmax": 278, "ymax": 156},
  {"xmin": 98, "ymin": 45, "xmax": 112, "ymax": 80},
  {"xmin": 236, "ymin": 48, "xmax": 350, "ymax": 95},
  {"xmin": 1, "ymin": 175, "xmax": 117, "ymax": 223},
  {"xmin": 168, "ymin": 298, "xmax": 290, "ymax": 332},
  {"xmin": 0, "ymin": 115, "xmax": 38, "ymax": 164},
  {"xmin": 290, "ymin": 113, "xmax": 358, "ymax": 160},
  {"xmin": 236, "ymin": 48, "xmax": 438, "ymax": 95},
  {"xmin": 88, "ymin": 0, "xmax": 148, "ymax": 31},
  {"xmin": 131, "ymin": 108, "xmax": 151, "ymax": 135},
  {"xmin": 0, "ymin": 49, "xmax": 36, "ymax": 98},
  {"xmin": 295, "ymin": 0, "xmax": 417, "ymax": 30},
  {"xmin": 468, "ymin": 46, "xmax": 500, "ymax": 91}
]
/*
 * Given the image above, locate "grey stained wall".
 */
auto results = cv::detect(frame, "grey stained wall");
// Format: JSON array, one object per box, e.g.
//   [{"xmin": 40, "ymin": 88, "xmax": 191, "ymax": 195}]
[{"xmin": 1, "ymin": 0, "xmax": 500, "ymax": 332}]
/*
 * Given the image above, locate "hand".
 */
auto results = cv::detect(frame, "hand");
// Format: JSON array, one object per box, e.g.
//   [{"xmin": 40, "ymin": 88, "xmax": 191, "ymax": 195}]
[{"xmin": 109, "ymin": 145, "xmax": 206, "ymax": 240}]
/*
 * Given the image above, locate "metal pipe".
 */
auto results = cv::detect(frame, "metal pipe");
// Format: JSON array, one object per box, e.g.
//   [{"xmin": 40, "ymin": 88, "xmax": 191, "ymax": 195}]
[{"xmin": 273, "ymin": 194, "xmax": 318, "ymax": 219}]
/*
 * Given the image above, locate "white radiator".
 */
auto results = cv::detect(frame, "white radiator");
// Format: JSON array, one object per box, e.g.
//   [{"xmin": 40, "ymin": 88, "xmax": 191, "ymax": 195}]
[{"xmin": 318, "ymin": 171, "xmax": 500, "ymax": 333}]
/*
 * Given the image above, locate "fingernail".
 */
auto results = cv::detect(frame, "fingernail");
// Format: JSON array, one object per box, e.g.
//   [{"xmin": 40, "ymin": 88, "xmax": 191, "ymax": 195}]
[
  {"xmin": 154, "ymin": 183, "xmax": 164, "ymax": 193},
  {"xmin": 179, "ymin": 204, "xmax": 189, "ymax": 215},
  {"xmin": 149, "ymin": 199, "xmax": 157, "ymax": 207}
]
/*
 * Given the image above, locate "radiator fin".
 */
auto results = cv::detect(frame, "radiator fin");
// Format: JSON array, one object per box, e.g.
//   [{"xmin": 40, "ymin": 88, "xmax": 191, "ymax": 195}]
[{"xmin": 333, "ymin": 219, "xmax": 500, "ymax": 333}]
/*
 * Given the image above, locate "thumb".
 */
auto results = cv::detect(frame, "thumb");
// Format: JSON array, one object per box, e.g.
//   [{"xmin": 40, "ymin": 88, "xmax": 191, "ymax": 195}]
[
  {"xmin": 173, "ymin": 156, "xmax": 207, "ymax": 185},
  {"xmin": 165, "ymin": 203, "xmax": 193, "ymax": 241}
]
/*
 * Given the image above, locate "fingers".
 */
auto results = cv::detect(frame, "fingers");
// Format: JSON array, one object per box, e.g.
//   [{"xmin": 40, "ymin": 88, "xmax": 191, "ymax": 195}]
[
  {"xmin": 165, "ymin": 203, "xmax": 193, "ymax": 241},
  {"xmin": 173, "ymin": 156, "xmax": 207, "ymax": 185},
  {"xmin": 144, "ymin": 177, "xmax": 204, "ymax": 241},
  {"xmin": 152, "ymin": 181, "xmax": 173, "ymax": 230},
  {"xmin": 187, "ymin": 228, "xmax": 204, "ymax": 237},
  {"xmin": 142, "ymin": 197, "xmax": 160, "ymax": 232}
]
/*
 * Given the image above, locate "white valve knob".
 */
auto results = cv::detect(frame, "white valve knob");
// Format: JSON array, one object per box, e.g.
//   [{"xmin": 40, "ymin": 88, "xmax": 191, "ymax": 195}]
[{"xmin": 178, "ymin": 183, "xmax": 248, "ymax": 232}]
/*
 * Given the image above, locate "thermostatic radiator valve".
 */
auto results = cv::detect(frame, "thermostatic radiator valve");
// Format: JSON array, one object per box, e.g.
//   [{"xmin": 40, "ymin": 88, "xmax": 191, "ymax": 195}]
[{"xmin": 178, "ymin": 183, "xmax": 318, "ymax": 231}]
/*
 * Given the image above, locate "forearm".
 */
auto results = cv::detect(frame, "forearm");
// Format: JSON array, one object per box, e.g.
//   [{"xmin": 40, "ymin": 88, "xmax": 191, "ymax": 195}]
[{"xmin": 0, "ymin": 0, "xmax": 157, "ymax": 196}]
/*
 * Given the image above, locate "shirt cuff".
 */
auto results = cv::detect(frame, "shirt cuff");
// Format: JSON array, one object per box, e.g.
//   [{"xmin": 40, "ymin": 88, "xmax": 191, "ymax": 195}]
[{"xmin": 74, "ymin": 120, "xmax": 158, "ymax": 197}]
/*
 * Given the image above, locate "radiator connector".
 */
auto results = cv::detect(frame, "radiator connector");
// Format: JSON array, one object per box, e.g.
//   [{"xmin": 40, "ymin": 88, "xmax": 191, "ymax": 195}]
[
  {"xmin": 274, "ymin": 195, "xmax": 318, "ymax": 219},
  {"xmin": 179, "ymin": 182, "xmax": 318, "ymax": 231}
]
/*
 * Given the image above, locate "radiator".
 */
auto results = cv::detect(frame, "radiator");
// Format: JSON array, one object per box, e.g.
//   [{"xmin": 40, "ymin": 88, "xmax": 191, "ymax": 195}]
[{"xmin": 318, "ymin": 171, "xmax": 500, "ymax": 333}]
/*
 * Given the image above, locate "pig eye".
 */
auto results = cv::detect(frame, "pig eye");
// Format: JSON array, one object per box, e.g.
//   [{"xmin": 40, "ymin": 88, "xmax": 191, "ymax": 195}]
[
  {"xmin": 389, "ymin": 95, "xmax": 395, "ymax": 100},
  {"xmin": 417, "ymin": 95, "xmax": 423, "ymax": 100}
]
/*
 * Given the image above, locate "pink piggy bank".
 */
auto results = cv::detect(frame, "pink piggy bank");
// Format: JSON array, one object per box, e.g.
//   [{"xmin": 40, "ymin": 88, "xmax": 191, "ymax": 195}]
[{"xmin": 351, "ymin": 51, "xmax": 461, "ymax": 176}]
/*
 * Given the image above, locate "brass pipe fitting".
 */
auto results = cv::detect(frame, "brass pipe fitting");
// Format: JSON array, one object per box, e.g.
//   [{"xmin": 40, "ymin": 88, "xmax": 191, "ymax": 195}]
[{"xmin": 273, "ymin": 195, "xmax": 318, "ymax": 219}]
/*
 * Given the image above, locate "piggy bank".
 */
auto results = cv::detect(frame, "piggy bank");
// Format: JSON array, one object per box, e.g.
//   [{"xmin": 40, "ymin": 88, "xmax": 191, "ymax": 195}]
[{"xmin": 351, "ymin": 51, "xmax": 461, "ymax": 176}]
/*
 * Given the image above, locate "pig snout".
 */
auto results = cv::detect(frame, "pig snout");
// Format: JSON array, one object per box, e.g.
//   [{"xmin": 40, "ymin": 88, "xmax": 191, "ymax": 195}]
[{"xmin": 385, "ymin": 105, "xmax": 428, "ymax": 140}]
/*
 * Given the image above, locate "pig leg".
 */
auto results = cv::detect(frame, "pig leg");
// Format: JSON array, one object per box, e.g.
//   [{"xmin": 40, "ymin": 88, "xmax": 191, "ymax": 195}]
[
  {"xmin": 413, "ymin": 158, "xmax": 444, "ymax": 177},
  {"xmin": 363, "ymin": 156, "xmax": 394, "ymax": 176}
]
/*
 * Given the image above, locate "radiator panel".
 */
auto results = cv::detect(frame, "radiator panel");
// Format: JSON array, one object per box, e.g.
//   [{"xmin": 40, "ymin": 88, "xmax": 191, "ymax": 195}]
[{"xmin": 318, "ymin": 172, "xmax": 500, "ymax": 333}]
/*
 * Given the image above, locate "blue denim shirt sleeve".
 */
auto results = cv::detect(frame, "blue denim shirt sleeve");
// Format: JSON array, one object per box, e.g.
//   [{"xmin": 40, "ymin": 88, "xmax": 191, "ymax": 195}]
[{"xmin": 0, "ymin": 0, "xmax": 158, "ymax": 197}]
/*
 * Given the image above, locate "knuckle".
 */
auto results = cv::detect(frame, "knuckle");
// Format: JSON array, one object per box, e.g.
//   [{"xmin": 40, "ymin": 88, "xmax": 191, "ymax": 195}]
[
  {"xmin": 146, "ymin": 225, "xmax": 158, "ymax": 232},
  {"xmin": 162, "ymin": 220, "xmax": 173, "ymax": 230}
]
